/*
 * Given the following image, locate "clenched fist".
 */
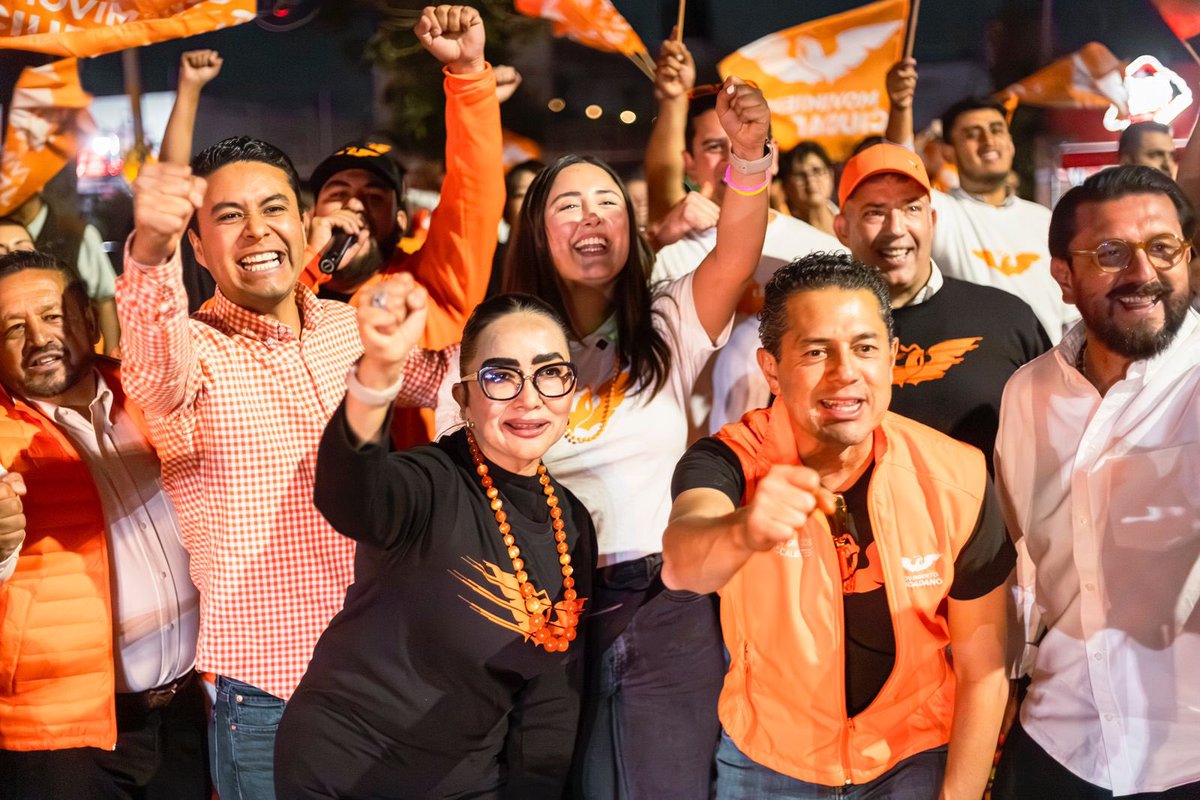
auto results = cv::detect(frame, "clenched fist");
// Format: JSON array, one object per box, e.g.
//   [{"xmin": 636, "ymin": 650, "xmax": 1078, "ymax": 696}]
[
  {"xmin": 179, "ymin": 49, "xmax": 223, "ymax": 91},
  {"xmin": 355, "ymin": 272, "xmax": 428, "ymax": 389},
  {"xmin": 715, "ymin": 77, "xmax": 772, "ymax": 163},
  {"xmin": 887, "ymin": 58, "xmax": 918, "ymax": 111},
  {"xmin": 131, "ymin": 162, "xmax": 206, "ymax": 266},
  {"xmin": 415, "ymin": 5, "xmax": 485, "ymax": 75},
  {"xmin": 738, "ymin": 464, "xmax": 837, "ymax": 552},
  {"xmin": 0, "ymin": 472, "xmax": 28, "ymax": 563},
  {"xmin": 654, "ymin": 37, "xmax": 695, "ymax": 102}
]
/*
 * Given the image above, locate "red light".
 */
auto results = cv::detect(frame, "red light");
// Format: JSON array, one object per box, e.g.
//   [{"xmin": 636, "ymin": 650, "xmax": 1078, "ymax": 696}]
[{"xmin": 273, "ymin": 7, "xmax": 290, "ymax": 17}]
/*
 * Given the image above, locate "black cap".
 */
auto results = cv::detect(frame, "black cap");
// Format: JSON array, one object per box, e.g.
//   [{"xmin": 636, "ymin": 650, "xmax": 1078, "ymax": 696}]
[{"xmin": 309, "ymin": 140, "xmax": 405, "ymax": 201}]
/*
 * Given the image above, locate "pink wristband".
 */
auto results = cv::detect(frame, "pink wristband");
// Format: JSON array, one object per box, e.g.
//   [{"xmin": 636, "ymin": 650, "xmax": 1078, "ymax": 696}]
[{"xmin": 723, "ymin": 165, "xmax": 770, "ymax": 196}]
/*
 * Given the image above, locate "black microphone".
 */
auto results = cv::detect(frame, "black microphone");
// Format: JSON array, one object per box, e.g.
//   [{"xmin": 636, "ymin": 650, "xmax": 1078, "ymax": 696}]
[{"xmin": 318, "ymin": 231, "xmax": 356, "ymax": 274}]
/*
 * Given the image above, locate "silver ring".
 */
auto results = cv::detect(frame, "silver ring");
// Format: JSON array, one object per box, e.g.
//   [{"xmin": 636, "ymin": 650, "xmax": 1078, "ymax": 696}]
[{"xmin": 370, "ymin": 290, "xmax": 389, "ymax": 310}]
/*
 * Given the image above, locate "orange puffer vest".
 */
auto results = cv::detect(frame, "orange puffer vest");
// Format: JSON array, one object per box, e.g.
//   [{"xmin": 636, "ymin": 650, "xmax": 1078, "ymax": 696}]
[
  {"xmin": 0, "ymin": 359, "xmax": 145, "ymax": 751},
  {"xmin": 715, "ymin": 403, "xmax": 987, "ymax": 787}
]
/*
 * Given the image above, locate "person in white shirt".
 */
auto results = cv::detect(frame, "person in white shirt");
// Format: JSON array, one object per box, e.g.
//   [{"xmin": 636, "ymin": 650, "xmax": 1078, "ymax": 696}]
[
  {"xmin": 0, "ymin": 250, "xmax": 204, "ymax": 798},
  {"xmin": 886, "ymin": 59, "xmax": 1080, "ymax": 343},
  {"xmin": 993, "ymin": 165, "xmax": 1200, "ymax": 799}
]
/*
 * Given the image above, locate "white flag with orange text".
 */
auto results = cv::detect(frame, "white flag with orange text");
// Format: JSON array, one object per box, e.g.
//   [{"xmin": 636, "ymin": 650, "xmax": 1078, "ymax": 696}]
[
  {"xmin": 0, "ymin": 0, "xmax": 255, "ymax": 58},
  {"xmin": 0, "ymin": 58, "xmax": 94, "ymax": 216},
  {"xmin": 719, "ymin": 0, "xmax": 909, "ymax": 161}
]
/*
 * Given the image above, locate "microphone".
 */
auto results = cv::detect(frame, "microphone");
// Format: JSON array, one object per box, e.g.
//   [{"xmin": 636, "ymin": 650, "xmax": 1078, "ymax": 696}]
[{"xmin": 318, "ymin": 231, "xmax": 357, "ymax": 274}]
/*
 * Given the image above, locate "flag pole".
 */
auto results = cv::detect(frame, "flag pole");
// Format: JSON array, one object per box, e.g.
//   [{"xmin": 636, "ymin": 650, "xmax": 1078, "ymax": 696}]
[
  {"xmin": 904, "ymin": 0, "xmax": 921, "ymax": 59},
  {"xmin": 1180, "ymin": 36, "xmax": 1200, "ymax": 69},
  {"xmin": 121, "ymin": 47, "xmax": 146, "ymax": 156},
  {"xmin": 675, "ymin": 0, "xmax": 686, "ymax": 42}
]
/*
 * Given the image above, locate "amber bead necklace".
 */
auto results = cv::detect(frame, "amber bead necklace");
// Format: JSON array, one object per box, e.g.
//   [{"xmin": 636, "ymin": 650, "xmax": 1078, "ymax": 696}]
[{"xmin": 467, "ymin": 430, "xmax": 583, "ymax": 652}]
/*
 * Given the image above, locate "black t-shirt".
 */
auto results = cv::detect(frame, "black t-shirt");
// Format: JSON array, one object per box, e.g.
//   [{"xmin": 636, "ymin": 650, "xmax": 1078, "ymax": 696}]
[
  {"xmin": 890, "ymin": 276, "xmax": 1050, "ymax": 471},
  {"xmin": 291, "ymin": 406, "xmax": 597, "ymax": 797},
  {"xmin": 672, "ymin": 436, "xmax": 1015, "ymax": 717}
]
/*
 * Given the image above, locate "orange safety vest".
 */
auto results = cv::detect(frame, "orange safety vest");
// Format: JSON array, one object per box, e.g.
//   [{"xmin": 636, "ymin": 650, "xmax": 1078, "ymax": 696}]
[
  {"xmin": 715, "ymin": 403, "xmax": 987, "ymax": 786},
  {"xmin": 0, "ymin": 358, "xmax": 150, "ymax": 751}
]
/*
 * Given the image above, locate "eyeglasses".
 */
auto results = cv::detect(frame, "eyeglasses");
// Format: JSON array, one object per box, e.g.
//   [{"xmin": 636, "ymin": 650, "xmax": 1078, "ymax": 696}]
[
  {"xmin": 1069, "ymin": 234, "xmax": 1191, "ymax": 273},
  {"xmin": 687, "ymin": 79, "xmax": 759, "ymax": 100},
  {"xmin": 829, "ymin": 495, "xmax": 861, "ymax": 595},
  {"xmin": 460, "ymin": 362, "xmax": 577, "ymax": 402}
]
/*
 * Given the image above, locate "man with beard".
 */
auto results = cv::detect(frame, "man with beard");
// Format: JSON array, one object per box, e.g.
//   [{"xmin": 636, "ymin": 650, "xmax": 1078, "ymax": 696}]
[
  {"xmin": 0, "ymin": 251, "xmax": 206, "ymax": 798},
  {"xmin": 993, "ymin": 166, "xmax": 1200, "ymax": 799},
  {"xmin": 886, "ymin": 59, "xmax": 1080, "ymax": 343}
]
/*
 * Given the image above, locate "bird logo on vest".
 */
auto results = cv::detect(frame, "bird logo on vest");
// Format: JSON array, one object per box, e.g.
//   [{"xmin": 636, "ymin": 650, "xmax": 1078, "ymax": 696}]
[
  {"xmin": 451, "ymin": 557, "xmax": 585, "ymax": 641},
  {"xmin": 972, "ymin": 249, "xmax": 1041, "ymax": 276},
  {"xmin": 893, "ymin": 337, "xmax": 982, "ymax": 386}
]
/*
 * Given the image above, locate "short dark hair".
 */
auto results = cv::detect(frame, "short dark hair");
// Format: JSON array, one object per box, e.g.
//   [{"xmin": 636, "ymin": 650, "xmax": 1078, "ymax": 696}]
[
  {"xmin": 506, "ymin": 160, "xmax": 545, "ymax": 197},
  {"xmin": 1048, "ymin": 165, "xmax": 1197, "ymax": 259},
  {"xmin": 1118, "ymin": 121, "xmax": 1173, "ymax": 162},
  {"xmin": 0, "ymin": 249, "xmax": 88, "ymax": 305},
  {"xmin": 940, "ymin": 96, "xmax": 1009, "ymax": 138},
  {"xmin": 758, "ymin": 251, "xmax": 895, "ymax": 358},
  {"xmin": 189, "ymin": 136, "xmax": 304, "ymax": 232},
  {"xmin": 685, "ymin": 93, "xmax": 719, "ymax": 154},
  {"xmin": 780, "ymin": 141, "xmax": 833, "ymax": 181},
  {"xmin": 459, "ymin": 292, "xmax": 571, "ymax": 370}
]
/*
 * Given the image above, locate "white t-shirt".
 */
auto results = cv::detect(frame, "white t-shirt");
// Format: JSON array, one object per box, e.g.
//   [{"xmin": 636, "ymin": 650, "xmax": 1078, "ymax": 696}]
[
  {"xmin": 652, "ymin": 213, "xmax": 845, "ymax": 435},
  {"xmin": 544, "ymin": 272, "xmax": 729, "ymax": 566},
  {"xmin": 931, "ymin": 188, "xmax": 1079, "ymax": 342}
]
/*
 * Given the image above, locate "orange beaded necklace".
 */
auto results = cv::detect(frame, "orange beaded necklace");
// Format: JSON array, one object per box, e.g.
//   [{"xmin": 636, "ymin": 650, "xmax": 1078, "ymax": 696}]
[{"xmin": 467, "ymin": 430, "xmax": 583, "ymax": 652}]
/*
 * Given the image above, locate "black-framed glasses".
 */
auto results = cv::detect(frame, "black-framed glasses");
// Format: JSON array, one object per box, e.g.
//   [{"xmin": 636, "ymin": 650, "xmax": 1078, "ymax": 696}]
[
  {"xmin": 1070, "ymin": 234, "xmax": 1191, "ymax": 273},
  {"xmin": 460, "ymin": 362, "xmax": 578, "ymax": 401}
]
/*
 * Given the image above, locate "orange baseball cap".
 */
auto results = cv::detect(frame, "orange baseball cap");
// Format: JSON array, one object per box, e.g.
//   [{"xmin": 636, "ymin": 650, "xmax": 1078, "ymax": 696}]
[{"xmin": 838, "ymin": 143, "xmax": 931, "ymax": 207}]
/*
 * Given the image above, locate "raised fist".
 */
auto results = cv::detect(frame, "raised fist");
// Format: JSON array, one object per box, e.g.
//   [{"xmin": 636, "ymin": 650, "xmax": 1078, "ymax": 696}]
[
  {"xmin": 130, "ymin": 162, "xmax": 206, "ymax": 266},
  {"xmin": 739, "ymin": 464, "xmax": 837, "ymax": 552},
  {"xmin": 0, "ymin": 472, "xmax": 27, "ymax": 563},
  {"xmin": 654, "ymin": 37, "xmax": 695, "ymax": 102},
  {"xmin": 355, "ymin": 272, "xmax": 429, "ymax": 387},
  {"xmin": 494, "ymin": 65, "xmax": 522, "ymax": 104},
  {"xmin": 415, "ymin": 5, "xmax": 485, "ymax": 75},
  {"xmin": 887, "ymin": 58, "xmax": 918, "ymax": 111},
  {"xmin": 715, "ymin": 77, "xmax": 772, "ymax": 163},
  {"xmin": 179, "ymin": 49, "xmax": 223, "ymax": 91}
]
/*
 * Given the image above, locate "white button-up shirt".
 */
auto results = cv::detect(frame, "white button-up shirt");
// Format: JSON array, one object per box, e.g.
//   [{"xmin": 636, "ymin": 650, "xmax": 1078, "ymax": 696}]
[
  {"xmin": 31, "ymin": 370, "xmax": 198, "ymax": 693},
  {"xmin": 995, "ymin": 310, "xmax": 1200, "ymax": 796}
]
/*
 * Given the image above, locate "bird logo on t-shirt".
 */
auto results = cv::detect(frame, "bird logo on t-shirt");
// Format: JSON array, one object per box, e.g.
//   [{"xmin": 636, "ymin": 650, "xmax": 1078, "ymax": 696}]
[
  {"xmin": 565, "ymin": 368, "xmax": 631, "ymax": 441},
  {"xmin": 972, "ymin": 249, "xmax": 1041, "ymax": 276},
  {"xmin": 893, "ymin": 337, "xmax": 982, "ymax": 386},
  {"xmin": 451, "ymin": 557, "xmax": 585, "ymax": 641}
]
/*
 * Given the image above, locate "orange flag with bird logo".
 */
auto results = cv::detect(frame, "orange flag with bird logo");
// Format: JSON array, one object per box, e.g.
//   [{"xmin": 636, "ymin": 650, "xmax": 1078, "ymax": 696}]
[
  {"xmin": 0, "ymin": 57, "xmax": 94, "ymax": 216},
  {"xmin": 718, "ymin": 0, "xmax": 909, "ymax": 161},
  {"xmin": 0, "ymin": 0, "xmax": 255, "ymax": 58},
  {"xmin": 999, "ymin": 42, "xmax": 1127, "ymax": 110},
  {"xmin": 514, "ymin": 0, "xmax": 647, "ymax": 56}
]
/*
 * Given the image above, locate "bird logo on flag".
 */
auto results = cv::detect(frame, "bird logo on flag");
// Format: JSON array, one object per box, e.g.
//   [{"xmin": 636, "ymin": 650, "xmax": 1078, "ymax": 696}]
[{"xmin": 739, "ymin": 20, "xmax": 903, "ymax": 85}]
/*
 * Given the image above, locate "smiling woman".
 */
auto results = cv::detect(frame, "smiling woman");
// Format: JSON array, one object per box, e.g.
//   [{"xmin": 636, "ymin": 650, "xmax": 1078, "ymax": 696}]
[{"xmin": 275, "ymin": 291, "xmax": 597, "ymax": 799}]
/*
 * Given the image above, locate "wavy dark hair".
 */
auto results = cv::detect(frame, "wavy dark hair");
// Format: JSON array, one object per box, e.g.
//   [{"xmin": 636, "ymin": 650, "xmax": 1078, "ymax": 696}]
[
  {"xmin": 459, "ymin": 292, "xmax": 570, "ymax": 369},
  {"xmin": 502, "ymin": 155, "xmax": 671, "ymax": 398}
]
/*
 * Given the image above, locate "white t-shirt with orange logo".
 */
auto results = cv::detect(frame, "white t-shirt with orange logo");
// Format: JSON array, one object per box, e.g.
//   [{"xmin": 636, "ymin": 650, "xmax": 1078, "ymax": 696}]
[
  {"xmin": 931, "ymin": 188, "xmax": 1079, "ymax": 343},
  {"xmin": 542, "ymin": 272, "xmax": 730, "ymax": 566}
]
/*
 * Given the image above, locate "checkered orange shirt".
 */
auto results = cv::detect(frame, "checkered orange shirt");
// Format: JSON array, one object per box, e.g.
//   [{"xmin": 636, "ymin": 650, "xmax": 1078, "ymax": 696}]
[{"xmin": 116, "ymin": 251, "xmax": 452, "ymax": 699}]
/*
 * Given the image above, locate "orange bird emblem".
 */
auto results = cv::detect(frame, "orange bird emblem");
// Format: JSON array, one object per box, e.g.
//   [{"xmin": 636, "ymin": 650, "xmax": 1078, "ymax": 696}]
[
  {"xmin": 972, "ymin": 249, "xmax": 1041, "ymax": 276},
  {"xmin": 566, "ymin": 368, "xmax": 631, "ymax": 439},
  {"xmin": 451, "ymin": 557, "xmax": 585, "ymax": 641},
  {"xmin": 893, "ymin": 337, "xmax": 982, "ymax": 386}
]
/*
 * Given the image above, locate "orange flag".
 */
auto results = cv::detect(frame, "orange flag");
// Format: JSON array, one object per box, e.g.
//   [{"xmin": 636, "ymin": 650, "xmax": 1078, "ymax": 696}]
[
  {"xmin": 0, "ymin": 58, "xmax": 95, "ymax": 216},
  {"xmin": 1000, "ymin": 42, "xmax": 1127, "ymax": 110},
  {"xmin": 501, "ymin": 130, "xmax": 542, "ymax": 172},
  {"xmin": 1152, "ymin": 0, "xmax": 1200, "ymax": 41},
  {"xmin": 718, "ymin": 0, "xmax": 909, "ymax": 161},
  {"xmin": 0, "ymin": 0, "xmax": 255, "ymax": 58},
  {"xmin": 514, "ymin": 0, "xmax": 647, "ymax": 57}
]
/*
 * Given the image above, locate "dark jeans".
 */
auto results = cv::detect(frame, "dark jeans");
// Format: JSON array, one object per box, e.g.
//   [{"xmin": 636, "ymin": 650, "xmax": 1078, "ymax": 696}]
[
  {"xmin": 210, "ymin": 675, "xmax": 286, "ymax": 800},
  {"xmin": 716, "ymin": 730, "xmax": 947, "ymax": 800},
  {"xmin": 994, "ymin": 720, "xmax": 1200, "ymax": 800},
  {"xmin": 0, "ymin": 671, "xmax": 209, "ymax": 800},
  {"xmin": 573, "ymin": 554, "xmax": 726, "ymax": 799}
]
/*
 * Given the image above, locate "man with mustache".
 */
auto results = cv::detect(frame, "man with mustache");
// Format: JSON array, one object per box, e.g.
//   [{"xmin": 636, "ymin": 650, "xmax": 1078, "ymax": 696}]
[
  {"xmin": 0, "ymin": 250, "xmax": 206, "ymax": 798},
  {"xmin": 886, "ymin": 60, "xmax": 1080, "ymax": 343},
  {"xmin": 993, "ymin": 165, "xmax": 1200, "ymax": 799}
]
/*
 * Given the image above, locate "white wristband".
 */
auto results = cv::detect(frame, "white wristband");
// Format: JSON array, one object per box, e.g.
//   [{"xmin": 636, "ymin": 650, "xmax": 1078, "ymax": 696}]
[
  {"xmin": 728, "ymin": 141, "xmax": 775, "ymax": 175},
  {"xmin": 345, "ymin": 364, "xmax": 404, "ymax": 407}
]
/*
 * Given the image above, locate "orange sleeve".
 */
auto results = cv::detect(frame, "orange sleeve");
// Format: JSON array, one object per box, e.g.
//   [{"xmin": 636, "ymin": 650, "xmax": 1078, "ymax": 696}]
[{"xmin": 406, "ymin": 64, "xmax": 504, "ymax": 350}]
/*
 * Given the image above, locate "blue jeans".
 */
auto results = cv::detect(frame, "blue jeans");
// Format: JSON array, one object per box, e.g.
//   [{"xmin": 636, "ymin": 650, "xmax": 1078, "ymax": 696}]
[
  {"xmin": 573, "ymin": 555, "xmax": 726, "ymax": 799},
  {"xmin": 210, "ymin": 676, "xmax": 286, "ymax": 800},
  {"xmin": 716, "ymin": 730, "xmax": 947, "ymax": 799}
]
